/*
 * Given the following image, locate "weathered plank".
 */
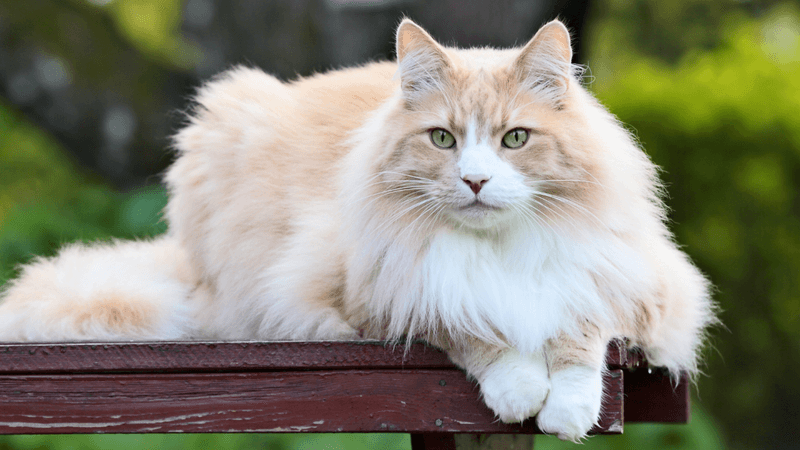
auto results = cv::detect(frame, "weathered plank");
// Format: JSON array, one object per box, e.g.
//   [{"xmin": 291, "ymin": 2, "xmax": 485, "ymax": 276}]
[
  {"xmin": 0, "ymin": 341, "xmax": 450, "ymax": 373},
  {"xmin": 0, "ymin": 340, "xmax": 635, "ymax": 374},
  {"xmin": 0, "ymin": 340, "xmax": 689, "ymax": 436},
  {"xmin": 0, "ymin": 368, "xmax": 624, "ymax": 434}
]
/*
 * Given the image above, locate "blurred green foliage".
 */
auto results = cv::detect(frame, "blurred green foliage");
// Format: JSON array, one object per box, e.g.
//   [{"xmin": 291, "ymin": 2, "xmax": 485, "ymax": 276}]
[
  {"xmin": 538, "ymin": 403, "xmax": 724, "ymax": 450},
  {"xmin": 2, "ymin": 1, "xmax": 800, "ymax": 450},
  {"xmin": 81, "ymin": 0, "xmax": 200, "ymax": 69},
  {"xmin": 587, "ymin": 3, "xmax": 800, "ymax": 449},
  {"xmin": 590, "ymin": 0, "xmax": 790, "ymax": 63},
  {"xmin": 0, "ymin": 433, "xmax": 410, "ymax": 450},
  {"xmin": 0, "ymin": 100, "xmax": 167, "ymax": 285}
]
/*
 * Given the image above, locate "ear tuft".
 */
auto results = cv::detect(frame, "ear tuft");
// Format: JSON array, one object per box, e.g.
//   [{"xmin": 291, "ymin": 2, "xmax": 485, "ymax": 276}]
[
  {"xmin": 396, "ymin": 19, "xmax": 431, "ymax": 62},
  {"xmin": 395, "ymin": 19, "xmax": 451, "ymax": 101},
  {"xmin": 533, "ymin": 20, "xmax": 572, "ymax": 65},
  {"xmin": 513, "ymin": 20, "xmax": 575, "ymax": 104}
]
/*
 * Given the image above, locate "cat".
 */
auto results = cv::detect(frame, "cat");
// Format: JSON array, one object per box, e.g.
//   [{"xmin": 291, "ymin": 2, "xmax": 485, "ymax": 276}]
[{"xmin": 0, "ymin": 19, "xmax": 716, "ymax": 441}]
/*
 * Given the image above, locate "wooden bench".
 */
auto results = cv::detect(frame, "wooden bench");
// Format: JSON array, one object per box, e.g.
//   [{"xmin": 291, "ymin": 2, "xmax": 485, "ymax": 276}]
[{"xmin": 0, "ymin": 339, "xmax": 688, "ymax": 449}]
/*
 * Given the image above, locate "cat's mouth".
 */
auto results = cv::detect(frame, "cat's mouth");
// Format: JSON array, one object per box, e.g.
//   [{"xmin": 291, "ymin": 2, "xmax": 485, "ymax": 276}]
[
  {"xmin": 459, "ymin": 200, "xmax": 502, "ymax": 211},
  {"xmin": 450, "ymin": 199, "xmax": 507, "ymax": 228}
]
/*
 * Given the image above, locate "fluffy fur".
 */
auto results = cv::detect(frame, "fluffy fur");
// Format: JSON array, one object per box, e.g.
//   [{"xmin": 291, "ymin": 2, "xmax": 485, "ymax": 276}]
[{"xmin": 0, "ymin": 19, "xmax": 716, "ymax": 440}]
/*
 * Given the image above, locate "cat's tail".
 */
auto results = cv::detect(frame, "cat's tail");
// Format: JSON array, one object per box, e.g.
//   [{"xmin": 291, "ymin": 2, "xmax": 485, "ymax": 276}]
[{"xmin": 0, "ymin": 236, "xmax": 197, "ymax": 341}]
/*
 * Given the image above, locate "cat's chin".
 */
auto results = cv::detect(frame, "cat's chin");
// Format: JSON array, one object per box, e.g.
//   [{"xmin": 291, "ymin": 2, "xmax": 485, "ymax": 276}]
[{"xmin": 448, "ymin": 201, "xmax": 510, "ymax": 229}]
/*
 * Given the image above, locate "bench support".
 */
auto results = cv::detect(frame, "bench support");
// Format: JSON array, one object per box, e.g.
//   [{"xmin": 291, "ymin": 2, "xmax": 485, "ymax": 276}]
[
  {"xmin": 410, "ymin": 433, "xmax": 456, "ymax": 450},
  {"xmin": 410, "ymin": 434, "xmax": 536, "ymax": 450}
]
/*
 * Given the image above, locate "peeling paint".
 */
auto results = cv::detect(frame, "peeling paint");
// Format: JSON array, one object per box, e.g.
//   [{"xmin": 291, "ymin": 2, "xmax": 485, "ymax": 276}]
[
  {"xmin": 0, "ymin": 421, "xmax": 125, "ymax": 429},
  {"xmin": 0, "ymin": 412, "xmax": 221, "ymax": 429},
  {"xmin": 238, "ymin": 426, "xmax": 317, "ymax": 432},
  {"xmin": 128, "ymin": 412, "xmax": 214, "ymax": 425},
  {"xmin": 450, "ymin": 419, "xmax": 476, "ymax": 425}
]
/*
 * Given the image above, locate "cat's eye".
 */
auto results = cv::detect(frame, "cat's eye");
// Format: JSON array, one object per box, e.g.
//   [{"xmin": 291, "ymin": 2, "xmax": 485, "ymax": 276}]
[
  {"xmin": 430, "ymin": 128, "xmax": 456, "ymax": 149},
  {"xmin": 502, "ymin": 128, "xmax": 529, "ymax": 149}
]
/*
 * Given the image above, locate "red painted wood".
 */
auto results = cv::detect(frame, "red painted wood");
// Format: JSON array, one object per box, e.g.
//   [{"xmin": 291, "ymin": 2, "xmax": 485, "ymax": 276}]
[
  {"xmin": 0, "ymin": 340, "xmax": 634, "ymax": 374},
  {"xmin": 624, "ymin": 370, "xmax": 690, "ymax": 424},
  {"xmin": 0, "ymin": 341, "xmax": 453, "ymax": 374},
  {"xmin": 0, "ymin": 369, "xmax": 625, "ymax": 435},
  {"xmin": 598, "ymin": 369, "xmax": 625, "ymax": 434},
  {"xmin": 0, "ymin": 339, "xmax": 689, "ymax": 436}
]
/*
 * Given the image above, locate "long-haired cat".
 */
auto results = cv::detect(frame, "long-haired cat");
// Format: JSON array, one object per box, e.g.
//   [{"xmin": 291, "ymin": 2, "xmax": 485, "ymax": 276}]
[{"xmin": 0, "ymin": 19, "xmax": 715, "ymax": 441}]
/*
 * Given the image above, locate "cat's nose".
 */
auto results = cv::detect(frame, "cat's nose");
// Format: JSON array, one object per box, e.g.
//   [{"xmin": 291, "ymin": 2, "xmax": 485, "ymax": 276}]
[{"xmin": 462, "ymin": 174, "xmax": 490, "ymax": 195}]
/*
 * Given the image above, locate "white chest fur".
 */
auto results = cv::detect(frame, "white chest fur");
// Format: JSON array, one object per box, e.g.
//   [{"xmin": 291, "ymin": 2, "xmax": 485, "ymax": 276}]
[{"xmin": 364, "ymin": 221, "xmax": 629, "ymax": 354}]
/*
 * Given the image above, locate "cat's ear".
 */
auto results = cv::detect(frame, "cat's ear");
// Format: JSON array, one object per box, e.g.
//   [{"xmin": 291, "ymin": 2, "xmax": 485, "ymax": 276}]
[
  {"xmin": 512, "ymin": 20, "xmax": 574, "ymax": 103},
  {"xmin": 395, "ymin": 19, "xmax": 451, "ymax": 99}
]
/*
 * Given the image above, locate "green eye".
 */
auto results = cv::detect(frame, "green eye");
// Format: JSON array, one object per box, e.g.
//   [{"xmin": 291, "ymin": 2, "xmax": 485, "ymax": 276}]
[
  {"xmin": 430, "ymin": 128, "xmax": 456, "ymax": 149},
  {"xmin": 502, "ymin": 128, "xmax": 528, "ymax": 149}
]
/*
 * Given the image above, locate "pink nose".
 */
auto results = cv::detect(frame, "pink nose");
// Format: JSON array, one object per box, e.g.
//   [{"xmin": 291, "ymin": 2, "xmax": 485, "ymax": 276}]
[{"xmin": 462, "ymin": 174, "xmax": 490, "ymax": 195}]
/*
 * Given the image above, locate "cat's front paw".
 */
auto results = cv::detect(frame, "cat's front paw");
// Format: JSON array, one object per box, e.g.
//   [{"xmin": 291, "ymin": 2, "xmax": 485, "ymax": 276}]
[
  {"xmin": 478, "ymin": 351, "xmax": 550, "ymax": 423},
  {"xmin": 536, "ymin": 365, "xmax": 603, "ymax": 442}
]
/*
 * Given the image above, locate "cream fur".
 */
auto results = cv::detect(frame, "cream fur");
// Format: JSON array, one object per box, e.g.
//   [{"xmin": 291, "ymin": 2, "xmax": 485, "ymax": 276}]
[{"xmin": 0, "ymin": 19, "xmax": 716, "ymax": 440}]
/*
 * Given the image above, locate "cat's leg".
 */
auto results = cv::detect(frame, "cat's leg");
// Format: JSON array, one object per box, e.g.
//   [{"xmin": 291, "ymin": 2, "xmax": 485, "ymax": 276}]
[
  {"xmin": 252, "ymin": 210, "xmax": 361, "ymax": 341},
  {"xmin": 635, "ymin": 243, "xmax": 715, "ymax": 376},
  {"xmin": 444, "ymin": 338, "xmax": 550, "ymax": 424},
  {"xmin": 252, "ymin": 273, "xmax": 360, "ymax": 341},
  {"xmin": 535, "ymin": 328, "xmax": 607, "ymax": 442}
]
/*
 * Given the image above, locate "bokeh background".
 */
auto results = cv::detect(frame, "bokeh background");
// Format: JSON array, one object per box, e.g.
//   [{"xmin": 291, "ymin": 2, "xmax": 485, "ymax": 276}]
[{"xmin": 0, "ymin": 0, "xmax": 798, "ymax": 449}]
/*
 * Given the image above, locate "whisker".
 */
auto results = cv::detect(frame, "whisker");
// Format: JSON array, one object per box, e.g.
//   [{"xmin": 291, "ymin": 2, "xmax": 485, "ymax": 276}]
[
  {"xmin": 374, "ymin": 171, "xmax": 439, "ymax": 183},
  {"xmin": 534, "ymin": 191, "xmax": 611, "ymax": 232},
  {"xmin": 510, "ymin": 202, "xmax": 558, "ymax": 238},
  {"xmin": 368, "ymin": 195, "xmax": 440, "ymax": 239},
  {"xmin": 574, "ymin": 167, "xmax": 608, "ymax": 193},
  {"xmin": 534, "ymin": 179, "xmax": 603, "ymax": 186},
  {"xmin": 343, "ymin": 172, "xmax": 438, "ymax": 210},
  {"xmin": 508, "ymin": 203, "xmax": 539, "ymax": 232},
  {"xmin": 399, "ymin": 200, "xmax": 446, "ymax": 242},
  {"xmin": 525, "ymin": 198, "xmax": 574, "ymax": 235},
  {"xmin": 342, "ymin": 185, "xmax": 427, "ymax": 210}
]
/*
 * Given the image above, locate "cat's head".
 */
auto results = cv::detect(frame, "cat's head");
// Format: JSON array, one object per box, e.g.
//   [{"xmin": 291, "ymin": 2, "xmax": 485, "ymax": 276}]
[{"xmin": 356, "ymin": 19, "xmax": 657, "ymax": 235}]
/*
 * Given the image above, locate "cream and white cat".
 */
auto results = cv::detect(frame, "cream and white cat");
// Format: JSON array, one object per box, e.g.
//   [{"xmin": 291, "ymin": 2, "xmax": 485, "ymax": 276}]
[{"xmin": 0, "ymin": 19, "xmax": 715, "ymax": 440}]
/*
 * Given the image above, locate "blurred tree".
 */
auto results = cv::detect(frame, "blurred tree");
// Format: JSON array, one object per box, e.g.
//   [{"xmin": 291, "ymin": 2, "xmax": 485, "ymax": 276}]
[
  {"xmin": 587, "ymin": 4, "xmax": 800, "ymax": 449},
  {"xmin": 0, "ymin": 99, "xmax": 168, "ymax": 284},
  {"xmin": 589, "ymin": 0, "xmax": 796, "ymax": 64},
  {"xmin": 0, "ymin": 0, "xmax": 198, "ymax": 188},
  {"xmin": 0, "ymin": 0, "xmax": 590, "ymax": 188}
]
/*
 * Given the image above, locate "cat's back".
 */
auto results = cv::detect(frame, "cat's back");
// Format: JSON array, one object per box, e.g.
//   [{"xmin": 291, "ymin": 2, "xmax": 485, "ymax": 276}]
[
  {"xmin": 169, "ymin": 61, "xmax": 397, "ymax": 204},
  {"xmin": 175, "ymin": 61, "xmax": 397, "ymax": 160},
  {"xmin": 292, "ymin": 61, "xmax": 399, "ymax": 141},
  {"xmin": 165, "ymin": 62, "xmax": 399, "ymax": 300}
]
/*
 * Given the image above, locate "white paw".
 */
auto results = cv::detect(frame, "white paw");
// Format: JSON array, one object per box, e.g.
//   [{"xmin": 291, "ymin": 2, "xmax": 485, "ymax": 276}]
[
  {"xmin": 536, "ymin": 365, "xmax": 603, "ymax": 442},
  {"xmin": 479, "ymin": 350, "xmax": 550, "ymax": 423}
]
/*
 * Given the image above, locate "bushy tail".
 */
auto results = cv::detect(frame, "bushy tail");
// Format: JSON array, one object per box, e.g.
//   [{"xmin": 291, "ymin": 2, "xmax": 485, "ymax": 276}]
[{"xmin": 0, "ymin": 236, "xmax": 197, "ymax": 342}]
